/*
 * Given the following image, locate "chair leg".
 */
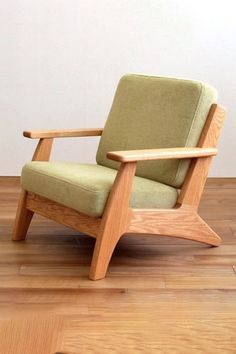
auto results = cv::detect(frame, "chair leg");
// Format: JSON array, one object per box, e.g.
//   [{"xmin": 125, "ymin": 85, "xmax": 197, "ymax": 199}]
[
  {"xmin": 89, "ymin": 228, "xmax": 122, "ymax": 281},
  {"xmin": 128, "ymin": 209, "xmax": 222, "ymax": 246},
  {"xmin": 89, "ymin": 162, "xmax": 137, "ymax": 280},
  {"xmin": 12, "ymin": 190, "xmax": 34, "ymax": 241},
  {"xmin": 195, "ymin": 214, "xmax": 222, "ymax": 246}
]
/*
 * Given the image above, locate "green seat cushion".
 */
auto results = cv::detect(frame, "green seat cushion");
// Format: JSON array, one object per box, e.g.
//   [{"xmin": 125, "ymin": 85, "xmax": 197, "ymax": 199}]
[
  {"xmin": 96, "ymin": 74, "xmax": 217, "ymax": 188},
  {"xmin": 21, "ymin": 162, "xmax": 178, "ymax": 218}
]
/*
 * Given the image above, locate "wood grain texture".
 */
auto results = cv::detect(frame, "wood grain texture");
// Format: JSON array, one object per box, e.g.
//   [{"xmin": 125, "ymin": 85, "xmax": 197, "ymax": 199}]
[
  {"xmin": 128, "ymin": 208, "xmax": 221, "ymax": 246},
  {"xmin": 90, "ymin": 162, "xmax": 137, "ymax": 280},
  {"xmin": 0, "ymin": 315, "xmax": 63, "ymax": 354},
  {"xmin": 12, "ymin": 137, "xmax": 53, "ymax": 241},
  {"xmin": 24, "ymin": 128, "xmax": 103, "ymax": 139},
  {"xmin": 12, "ymin": 190, "xmax": 34, "ymax": 241},
  {"xmin": 107, "ymin": 147, "xmax": 217, "ymax": 162},
  {"xmin": 1, "ymin": 177, "xmax": 236, "ymax": 353},
  {"xmin": 178, "ymin": 104, "xmax": 226, "ymax": 208},
  {"xmin": 197, "ymin": 104, "xmax": 226, "ymax": 147},
  {"xmin": 32, "ymin": 138, "xmax": 53, "ymax": 161},
  {"xmin": 26, "ymin": 192, "xmax": 101, "ymax": 238}
]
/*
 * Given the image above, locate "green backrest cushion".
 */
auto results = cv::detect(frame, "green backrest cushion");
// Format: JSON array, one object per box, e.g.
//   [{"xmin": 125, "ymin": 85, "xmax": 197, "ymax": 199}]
[{"xmin": 96, "ymin": 74, "xmax": 217, "ymax": 188}]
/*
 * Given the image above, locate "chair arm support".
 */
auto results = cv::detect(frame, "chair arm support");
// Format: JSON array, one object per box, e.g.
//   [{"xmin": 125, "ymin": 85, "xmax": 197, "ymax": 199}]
[
  {"xmin": 23, "ymin": 128, "xmax": 103, "ymax": 139},
  {"xmin": 107, "ymin": 147, "xmax": 217, "ymax": 163}
]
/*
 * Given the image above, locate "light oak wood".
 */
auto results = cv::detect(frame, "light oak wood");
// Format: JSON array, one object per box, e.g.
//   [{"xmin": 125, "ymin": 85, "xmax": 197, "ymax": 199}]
[
  {"xmin": 12, "ymin": 191, "xmax": 34, "ymax": 241},
  {"xmin": 0, "ymin": 315, "xmax": 63, "ymax": 354},
  {"xmin": 128, "ymin": 208, "xmax": 221, "ymax": 246},
  {"xmin": 26, "ymin": 192, "xmax": 100, "ymax": 238},
  {"xmin": 2, "ymin": 177, "xmax": 236, "ymax": 353},
  {"xmin": 24, "ymin": 128, "xmax": 103, "ymax": 139},
  {"xmin": 90, "ymin": 162, "xmax": 137, "ymax": 280},
  {"xmin": 107, "ymin": 147, "xmax": 217, "ymax": 162},
  {"xmin": 12, "ymin": 104, "xmax": 226, "ymax": 280},
  {"xmin": 32, "ymin": 138, "xmax": 53, "ymax": 161},
  {"xmin": 178, "ymin": 104, "xmax": 226, "ymax": 208},
  {"xmin": 12, "ymin": 137, "xmax": 53, "ymax": 241}
]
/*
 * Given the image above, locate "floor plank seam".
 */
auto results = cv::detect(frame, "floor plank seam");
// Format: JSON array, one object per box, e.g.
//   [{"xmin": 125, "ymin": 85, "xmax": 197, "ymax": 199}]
[{"xmin": 1, "ymin": 177, "xmax": 236, "ymax": 353}]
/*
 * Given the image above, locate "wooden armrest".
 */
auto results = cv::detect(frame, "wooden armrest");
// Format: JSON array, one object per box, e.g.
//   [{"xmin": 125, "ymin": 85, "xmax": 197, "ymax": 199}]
[
  {"xmin": 107, "ymin": 147, "xmax": 217, "ymax": 162},
  {"xmin": 23, "ymin": 128, "xmax": 103, "ymax": 139}
]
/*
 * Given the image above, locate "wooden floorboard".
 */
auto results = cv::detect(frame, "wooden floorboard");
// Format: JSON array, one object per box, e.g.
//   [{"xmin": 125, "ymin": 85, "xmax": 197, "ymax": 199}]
[{"xmin": 0, "ymin": 177, "xmax": 236, "ymax": 353}]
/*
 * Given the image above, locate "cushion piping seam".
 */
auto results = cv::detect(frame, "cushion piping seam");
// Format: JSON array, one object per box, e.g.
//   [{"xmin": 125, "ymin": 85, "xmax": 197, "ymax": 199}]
[
  {"xmin": 23, "ymin": 167, "xmax": 178, "ymax": 194},
  {"xmin": 22, "ymin": 167, "xmax": 111, "ymax": 195},
  {"xmin": 128, "ymin": 74, "xmax": 205, "ymax": 85}
]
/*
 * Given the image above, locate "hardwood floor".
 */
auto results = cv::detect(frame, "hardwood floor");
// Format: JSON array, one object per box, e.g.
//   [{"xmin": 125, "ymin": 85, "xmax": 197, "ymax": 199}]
[{"xmin": 0, "ymin": 177, "xmax": 236, "ymax": 353}]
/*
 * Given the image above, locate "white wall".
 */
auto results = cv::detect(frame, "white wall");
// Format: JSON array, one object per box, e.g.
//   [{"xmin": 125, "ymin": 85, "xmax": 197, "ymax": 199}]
[{"xmin": 1, "ymin": 0, "xmax": 236, "ymax": 176}]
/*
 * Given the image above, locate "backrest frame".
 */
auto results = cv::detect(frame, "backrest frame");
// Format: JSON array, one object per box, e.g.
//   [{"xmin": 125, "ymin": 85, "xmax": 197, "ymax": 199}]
[
  {"xmin": 96, "ymin": 74, "xmax": 218, "ymax": 188},
  {"xmin": 177, "ymin": 104, "xmax": 226, "ymax": 209}
]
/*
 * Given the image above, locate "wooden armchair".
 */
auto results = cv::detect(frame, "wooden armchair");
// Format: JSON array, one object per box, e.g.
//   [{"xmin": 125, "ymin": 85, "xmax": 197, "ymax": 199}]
[{"xmin": 12, "ymin": 74, "xmax": 226, "ymax": 280}]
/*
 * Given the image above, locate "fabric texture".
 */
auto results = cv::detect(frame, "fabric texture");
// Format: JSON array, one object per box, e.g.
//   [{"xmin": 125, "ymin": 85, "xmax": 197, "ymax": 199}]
[
  {"xmin": 21, "ymin": 162, "xmax": 178, "ymax": 218},
  {"xmin": 21, "ymin": 74, "xmax": 217, "ymax": 218},
  {"xmin": 96, "ymin": 74, "xmax": 217, "ymax": 188}
]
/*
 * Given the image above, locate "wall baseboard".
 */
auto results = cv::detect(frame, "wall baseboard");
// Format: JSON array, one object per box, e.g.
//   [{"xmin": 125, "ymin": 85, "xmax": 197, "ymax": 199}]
[{"xmin": 1, "ymin": 176, "xmax": 236, "ymax": 189}]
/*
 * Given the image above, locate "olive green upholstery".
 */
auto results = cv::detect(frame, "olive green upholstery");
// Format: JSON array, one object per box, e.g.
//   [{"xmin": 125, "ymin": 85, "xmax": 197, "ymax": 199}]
[
  {"xmin": 21, "ymin": 74, "xmax": 217, "ymax": 218},
  {"xmin": 21, "ymin": 162, "xmax": 178, "ymax": 218},
  {"xmin": 97, "ymin": 74, "xmax": 217, "ymax": 188}
]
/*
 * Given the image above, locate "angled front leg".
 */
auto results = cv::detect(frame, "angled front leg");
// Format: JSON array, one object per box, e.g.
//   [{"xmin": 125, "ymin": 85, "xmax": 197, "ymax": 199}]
[
  {"xmin": 12, "ymin": 190, "xmax": 34, "ymax": 240},
  {"xmin": 12, "ymin": 138, "xmax": 53, "ymax": 241},
  {"xmin": 89, "ymin": 162, "xmax": 137, "ymax": 280}
]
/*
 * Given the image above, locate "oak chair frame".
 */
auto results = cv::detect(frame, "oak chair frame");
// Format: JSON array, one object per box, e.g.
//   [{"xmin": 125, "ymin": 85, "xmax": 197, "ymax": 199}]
[{"xmin": 12, "ymin": 104, "xmax": 226, "ymax": 280}]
